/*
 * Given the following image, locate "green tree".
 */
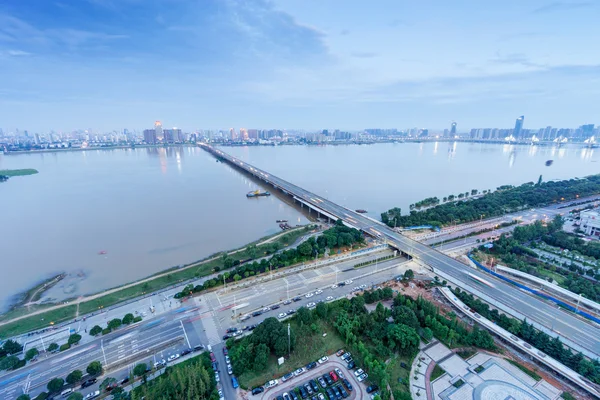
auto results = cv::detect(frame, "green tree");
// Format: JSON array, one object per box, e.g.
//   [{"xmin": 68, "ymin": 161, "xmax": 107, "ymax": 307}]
[
  {"xmin": 2, "ymin": 339, "xmax": 23, "ymax": 355},
  {"xmin": 133, "ymin": 363, "xmax": 148, "ymax": 377},
  {"xmin": 86, "ymin": 360, "xmax": 103, "ymax": 376},
  {"xmin": 387, "ymin": 324, "xmax": 420, "ymax": 356},
  {"xmin": 100, "ymin": 377, "xmax": 117, "ymax": 392},
  {"xmin": 403, "ymin": 269, "xmax": 414, "ymax": 280},
  {"xmin": 108, "ymin": 318, "xmax": 122, "ymax": 330},
  {"xmin": 47, "ymin": 343, "xmax": 59, "ymax": 352},
  {"xmin": 296, "ymin": 307, "xmax": 313, "ymax": 325},
  {"xmin": 66, "ymin": 369, "xmax": 83, "ymax": 385},
  {"xmin": 25, "ymin": 347, "xmax": 39, "ymax": 361},
  {"xmin": 47, "ymin": 378, "xmax": 64, "ymax": 393},
  {"xmin": 0, "ymin": 355, "xmax": 20, "ymax": 370},
  {"xmin": 122, "ymin": 313, "xmax": 135, "ymax": 325},
  {"xmin": 16, "ymin": 395, "xmax": 31, "ymax": 400},
  {"xmin": 254, "ymin": 343, "xmax": 269, "ymax": 371},
  {"xmin": 68, "ymin": 333, "xmax": 82, "ymax": 345},
  {"xmin": 33, "ymin": 393, "xmax": 48, "ymax": 400},
  {"xmin": 67, "ymin": 393, "xmax": 83, "ymax": 400},
  {"xmin": 422, "ymin": 327, "xmax": 433, "ymax": 341},
  {"xmin": 89, "ymin": 325, "xmax": 102, "ymax": 336},
  {"xmin": 316, "ymin": 302, "xmax": 328, "ymax": 319}
]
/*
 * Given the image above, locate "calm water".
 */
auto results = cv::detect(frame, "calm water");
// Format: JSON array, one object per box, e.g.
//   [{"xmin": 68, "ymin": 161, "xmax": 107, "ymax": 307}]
[
  {"xmin": 227, "ymin": 142, "xmax": 600, "ymax": 218},
  {"xmin": 0, "ymin": 142, "xmax": 598, "ymax": 311},
  {"xmin": 0, "ymin": 147, "xmax": 309, "ymax": 310}
]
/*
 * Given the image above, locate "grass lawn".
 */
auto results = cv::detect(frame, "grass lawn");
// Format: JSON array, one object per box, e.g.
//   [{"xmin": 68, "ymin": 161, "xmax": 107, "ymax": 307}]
[
  {"xmin": 430, "ymin": 364, "xmax": 446, "ymax": 381},
  {"xmin": 506, "ymin": 359, "xmax": 541, "ymax": 381},
  {"xmin": 537, "ymin": 269, "xmax": 566, "ymax": 285},
  {"xmin": 0, "ymin": 227, "xmax": 313, "ymax": 339},
  {"xmin": 456, "ymin": 348, "xmax": 477, "ymax": 360},
  {"xmin": 237, "ymin": 319, "xmax": 346, "ymax": 389},
  {"xmin": 387, "ymin": 355, "xmax": 413, "ymax": 398}
]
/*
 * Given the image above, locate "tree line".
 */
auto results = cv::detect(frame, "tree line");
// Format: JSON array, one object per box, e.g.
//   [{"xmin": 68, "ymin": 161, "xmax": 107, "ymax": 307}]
[{"xmin": 381, "ymin": 174, "xmax": 600, "ymax": 228}]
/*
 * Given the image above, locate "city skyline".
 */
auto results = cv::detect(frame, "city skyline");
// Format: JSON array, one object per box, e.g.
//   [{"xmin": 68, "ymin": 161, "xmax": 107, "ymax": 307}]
[{"xmin": 1, "ymin": 1, "xmax": 600, "ymax": 131}]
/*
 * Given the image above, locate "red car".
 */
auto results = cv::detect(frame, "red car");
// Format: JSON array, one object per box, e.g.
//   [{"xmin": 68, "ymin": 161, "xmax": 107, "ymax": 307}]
[
  {"xmin": 210, "ymin": 352, "xmax": 216, "ymax": 362},
  {"xmin": 329, "ymin": 371, "xmax": 338, "ymax": 382},
  {"xmin": 223, "ymin": 347, "xmax": 228, "ymax": 356}
]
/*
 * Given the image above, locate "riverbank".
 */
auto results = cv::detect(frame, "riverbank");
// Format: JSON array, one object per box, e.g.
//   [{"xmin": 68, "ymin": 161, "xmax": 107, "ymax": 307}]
[
  {"xmin": 0, "ymin": 168, "xmax": 38, "ymax": 180},
  {"xmin": 0, "ymin": 225, "xmax": 316, "ymax": 338}
]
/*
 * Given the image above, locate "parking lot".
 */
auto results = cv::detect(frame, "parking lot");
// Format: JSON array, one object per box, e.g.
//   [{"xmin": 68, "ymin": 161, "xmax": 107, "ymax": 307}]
[{"xmin": 257, "ymin": 354, "xmax": 371, "ymax": 400}]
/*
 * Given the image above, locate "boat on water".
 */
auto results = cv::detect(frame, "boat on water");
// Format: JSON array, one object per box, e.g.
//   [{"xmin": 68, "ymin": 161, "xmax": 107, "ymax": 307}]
[
  {"xmin": 276, "ymin": 219, "xmax": 288, "ymax": 223},
  {"xmin": 98, "ymin": 250, "xmax": 107, "ymax": 255},
  {"xmin": 247, "ymin": 190, "xmax": 271, "ymax": 198},
  {"xmin": 355, "ymin": 209, "xmax": 368, "ymax": 214}
]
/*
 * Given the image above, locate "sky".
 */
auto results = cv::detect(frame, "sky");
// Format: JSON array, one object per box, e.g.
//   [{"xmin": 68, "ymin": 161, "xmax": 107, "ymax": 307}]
[{"xmin": 1, "ymin": 0, "xmax": 599, "ymax": 132}]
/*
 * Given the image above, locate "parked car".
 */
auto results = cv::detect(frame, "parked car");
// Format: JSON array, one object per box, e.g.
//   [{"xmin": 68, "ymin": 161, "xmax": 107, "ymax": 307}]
[
  {"xmin": 304, "ymin": 382, "xmax": 313, "ymax": 395},
  {"xmin": 223, "ymin": 347, "xmax": 229, "ymax": 355},
  {"xmin": 120, "ymin": 377, "xmax": 130, "ymax": 385},
  {"xmin": 298, "ymin": 385, "xmax": 308, "ymax": 399},
  {"xmin": 339, "ymin": 386, "xmax": 348, "ymax": 398},
  {"xmin": 306, "ymin": 361, "xmax": 317, "ymax": 370},
  {"xmin": 317, "ymin": 393, "xmax": 325, "ymax": 400},
  {"xmin": 227, "ymin": 365, "xmax": 233, "ymax": 375},
  {"xmin": 210, "ymin": 352, "xmax": 216, "ymax": 362},
  {"xmin": 287, "ymin": 309, "xmax": 296, "ymax": 315},
  {"xmin": 278, "ymin": 312, "xmax": 287, "ymax": 319},
  {"xmin": 334, "ymin": 368, "xmax": 344, "ymax": 378},
  {"xmin": 215, "ymin": 372, "xmax": 220, "ymax": 382},
  {"xmin": 283, "ymin": 300, "xmax": 292, "ymax": 305},
  {"xmin": 354, "ymin": 369, "xmax": 364, "ymax": 377},
  {"xmin": 366, "ymin": 385, "xmax": 379, "ymax": 394},
  {"xmin": 309, "ymin": 379, "xmax": 319, "ymax": 392},
  {"xmin": 293, "ymin": 297, "xmax": 302, "ymax": 302},
  {"xmin": 326, "ymin": 296, "xmax": 334, "ymax": 301},
  {"xmin": 271, "ymin": 304, "xmax": 281, "ymax": 310},
  {"xmin": 232, "ymin": 376, "xmax": 239, "ymax": 389},
  {"xmin": 358, "ymin": 373, "xmax": 368, "ymax": 382},
  {"xmin": 265, "ymin": 379, "xmax": 279, "ymax": 389},
  {"xmin": 341, "ymin": 352, "xmax": 351, "ymax": 361},
  {"xmin": 318, "ymin": 376, "xmax": 327, "ymax": 388},
  {"xmin": 282, "ymin": 372, "xmax": 294, "ymax": 382},
  {"xmin": 342, "ymin": 378, "xmax": 353, "ymax": 391},
  {"xmin": 181, "ymin": 348, "xmax": 192, "ymax": 357},
  {"xmin": 241, "ymin": 315, "xmax": 251, "ymax": 321},
  {"xmin": 225, "ymin": 355, "xmax": 230, "ymax": 364},
  {"xmin": 194, "ymin": 344, "xmax": 205, "ymax": 351},
  {"xmin": 323, "ymin": 373, "xmax": 333, "ymax": 386},
  {"xmin": 290, "ymin": 390, "xmax": 299, "ymax": 400},
  {"xmin": 318, "ymin": 356, "xmax": 329, "ymax": 364},
  {"xmin": 83, "ymin": 391, "xmax": 100, "ymax": 400},
  {"xmin": 347, "ymin": 361, "xmax": 355, "ymax": 369},
  {"xmin": 81, "ymin": 378, "xmax": 97, "ymax": 389},
  {"xmin": 329, "ymin": 371, "xmax": 338, "ymax": 382},
  {"xmin": 293, "ymin": 367, "xmax": 305, "ymax": 376},
  {"xmin": 167, "ymin": 353, "xmax": 180, "ymax": 362},
  {"xmin": 226, "ymin": 327, "xmax": 238, "ymax": 333},
  {"xmin": 282, "ymin": 393, "xmax": 291, "ymax": 400}
]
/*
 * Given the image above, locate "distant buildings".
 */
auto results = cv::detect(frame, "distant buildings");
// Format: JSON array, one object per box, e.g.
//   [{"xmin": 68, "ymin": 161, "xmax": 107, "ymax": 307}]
[
  {"xmin": 154, "ymin": 121, "xmax": 163, "ymax": 140},
  {"xmin": 143, "ymin": 129, "xmax": 157, "ymax": 144},
  {"xmin": 164, "ymin": 128, "xmax": 182, "ymax": 143},
  {"xmin": 580, "ymin": 209, "xmax": 600, "ymax": 238},
  {"xmin": 450, "ymin": 122, "xmax": 457, "ymax": 137}
]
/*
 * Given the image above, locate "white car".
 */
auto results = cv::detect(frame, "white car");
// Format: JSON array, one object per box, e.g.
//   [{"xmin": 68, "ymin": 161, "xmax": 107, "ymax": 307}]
[
  {"xmin": 168, "ymin": 353, "xmax": 180, "ymax": 362},
  {"xmin": 225, "ymin": 355, "xmax": 230, "ymax": 364},
  {"xmin": 331, "ymin": 284, "xmax": 338, "ymax": 289},
  {"xmin": 318, "ymin": 356, "xmax": 329, "ymax": 364},
  {"xmin": 307, "ymin": 302, "xmax": 316, "ymax": 309},
  {"xmin": 215, "ymin": 372, "xmax": 220, "ymax": 382},
  {"xmin": 354, "ymin": 369, "xmax": 364, "ymax": 377},
  {"xmin": 305, "ymin": 292, "xmax": 314, "ymax": 298},
  {"xmin": 227, "ymin": 364, "xmax": 233, "ymax": 375},
  {"xmin": 265, "ymin": 379, "xmax": 279, "ymax": 389},
  {"xmin": 358, "ymin": 373, "xmax": 368, "ymax": 382},
  {"xmin": 218, "ymin": 389, "xmax": 224, "ymax": 400},
  {"xmin": 278, "ymin": 312, "xmax": 287, "ymax": 319},
  {"xmin": 315, "ymin": 289, "xmax": 323, "ymax": 295},
  {"xmin": 326, "ymin": 296, "xmax": 334, "ymax": 301},
  {"xmin": 293, "ymin": 367, "xmax": 305, "ymax": 376},
  {"xmin": 341, "ymin": 352, "xmax": 351, "ymax": 360},
  {"xmin": 359, "ymin": 284, "xmax": 367, "ymax": 289},
  {"xmin": 335, "ymin": 368, "xmax": 344, "ymax": 378},
  {"xmin": 84, "ymin": 391, "xmax": 100, "ymax": 400},
  {"xmin": 345, "ymin": 280, "xmax": 353, "ymax": 285}
]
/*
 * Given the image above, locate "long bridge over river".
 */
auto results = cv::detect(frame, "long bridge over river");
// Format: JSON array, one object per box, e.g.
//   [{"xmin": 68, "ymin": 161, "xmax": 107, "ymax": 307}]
[{"xmin": 202, "ymin": 144, "xmax": 600, "ymax": 361}]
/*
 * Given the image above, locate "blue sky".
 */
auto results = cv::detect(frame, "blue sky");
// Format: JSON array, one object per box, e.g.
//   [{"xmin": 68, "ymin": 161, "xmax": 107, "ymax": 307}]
[{"xmin": 1, "ymin": 0, "xmax": 599, "ymax": 132}]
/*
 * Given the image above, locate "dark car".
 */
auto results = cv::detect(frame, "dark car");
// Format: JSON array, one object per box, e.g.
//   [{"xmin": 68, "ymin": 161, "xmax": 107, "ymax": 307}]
[
  {"xmin": 193, "ymin": 344, "xmax": 205, "ymax": 351},
  {"xmin": 342, "ymin": 379, "xmax": 352, "ymax": 391},
  {"xmin": 290, "ymin": 390, "xmax": 300, "ymax": 400},
  {"xmin": 306, "ymin": 361, "xmax": 317, "ymax": 370},
  {"xmin": 226, "ymin": 327, "xmax": 238, "ymax": 333},
  {"xmin": 277, "ymin": 397, "xmax": 284, "ymax": 400},
  {"xmin": 287, "ymin": 309, "xmax": 296, "ymax": 315},
  {"xmin": 331, "ymin": 385, "xmax": 341, "ymax": 400},
  {"xmin": 323, "ymin": 373, "xmax": 333, "ymax": 386},
  {"xmin": 309, "ymin": 380, "xmax": 319, "ymax": 392},
  {"xmin": 293, "ymin": 297, "xmax": 302, "ymax": 302},
  {"xmin": 222, "ymin": 334, "xmax": 232, "ymax": 340},
  {"xmin": 81, "ymin": 378, "xmax": 97, "ymax": 389},
  {"xmin": 120, "ymin": 377, "xmax": 130, "ymax": 385},
  {"xmin": 181, "ymin": 348, "xmax": 192, "ymax": 356},
  {"xmin": 366, "ymin": 385, "xmax": 379, "ymax": 394},
  {"xmin": 251, "ymin": 387, "xmax": 264, "ymax": 395},
  {"xmin": 318, "ymin": 377, "xmax": 327, "ymax": 388},
  {"xmin": 223, "ymin": 347, "xmax": 229, "ymax": 355},
  {"xmin": 338, "ymin": 282, "xmax": 346, "ymax": 286},
  {"xmin": 271, "ymin": 304, "xmax": 280, "ymax": 310},
  {"xmin": 252, "ymin": 311, "xmax": 263, "ymax": 317},
  {"xmin": 347, "ymin": 361, "xmax": 355, "ymax": 369},
  {"xmin": 248, "ymin": 324, "xmax": 258, "ymax": 331},
  {"xmin": 326, "ymin": 388, "xmax": 335, "ymax": 400},
  {"xmin": 212, "ymin": 362, "xmax": 218, "ymax": 371},
  {"xmin": 339, "ymin": 387, "xmax": 348, "ymax": 398},
  {"xmin": 298, "ymin": 385, "xmax": 308, "ymax": 399}
]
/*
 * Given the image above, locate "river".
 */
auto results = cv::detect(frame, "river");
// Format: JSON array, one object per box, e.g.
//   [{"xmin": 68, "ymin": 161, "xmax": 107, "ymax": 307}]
[{"xmin": 0, "ymin": 142, "xmax": 597, "ymax": 311}]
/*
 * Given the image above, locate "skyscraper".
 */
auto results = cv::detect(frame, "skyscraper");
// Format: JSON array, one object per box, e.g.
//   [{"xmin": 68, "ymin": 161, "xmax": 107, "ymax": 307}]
[
  {"xmin": 154, "ymin": 121, "xmax": 163, "ymax": 141},
  {"xmin": 230, "ymin": 128, "xmax": 237, "ymax": 140},
  {"xmin": 144, "ymin": 129, "xmax": 157, "ymax": 144},
  {"xmin": 450, "ymin": 122, "xmax": 457, "ymax": 136},
  {"xmin": 513, "ymin": 116, "xmax": 524, "ymax": 138}
]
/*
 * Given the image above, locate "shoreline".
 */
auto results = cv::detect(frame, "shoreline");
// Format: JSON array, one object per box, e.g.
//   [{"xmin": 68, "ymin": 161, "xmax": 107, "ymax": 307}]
[{"xmin": 0, "ymin": 225, "xmax": 315, "ymax": 337}]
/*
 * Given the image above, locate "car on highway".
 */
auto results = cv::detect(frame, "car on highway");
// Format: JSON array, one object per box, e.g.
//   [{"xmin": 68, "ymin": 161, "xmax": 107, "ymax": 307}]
[
  {"xmin": 315, "ymin": 289, "xmax": 323, "ymax": 295},
  {"xmin": 278, "ymin": 312, "xmax": 287, "ymax": 319},
  {"xmin": 318, "ymin": 356, "xmax": 329, "ymax": 363},
  {"xmin": 307, "ymin": 302, "xmax": 316, "ymax": 308},
  {"xmin": 305, "ymin": 292, "xmax": 314, "ymax": 298},
  {"xmin": 293, "ymin": 297, "xmax": 302, "ymax": 302},
  {"xmin": 252, "ymin": 387, "xmax": 265, "ymax": 395},
  {"xmin": 181, "ymin": 348, "xmax": 192, "ymax": 357},
  {"xmin": 81, "ymin": 378, "xmax": 97, "ymax": 389},
  {"xmin": 357, "ymin": 373, "xmax": 368, "ymax": 382},
  {"xmin": 167, "ymin": 353, "xmax": 180, "ymax": 362},
  {"xmin": 326, "ymin": 296, "xmax": 334, "ymax": 301},
  {"xmin": 84, "ymin": 390, "xmax": 100, "ymax": 400}
]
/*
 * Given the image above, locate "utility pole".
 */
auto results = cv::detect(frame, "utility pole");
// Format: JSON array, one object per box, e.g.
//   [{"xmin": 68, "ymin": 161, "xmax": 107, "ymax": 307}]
[{"xmin": 287, "ymin": 323, "xmax": 291, "ymax": 358}]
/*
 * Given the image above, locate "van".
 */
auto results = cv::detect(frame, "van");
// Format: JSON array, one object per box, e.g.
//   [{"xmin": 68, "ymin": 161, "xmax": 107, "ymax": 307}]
[{"xmin": 61, "ymin": 388, "xmax": 74, "ymax": 397}]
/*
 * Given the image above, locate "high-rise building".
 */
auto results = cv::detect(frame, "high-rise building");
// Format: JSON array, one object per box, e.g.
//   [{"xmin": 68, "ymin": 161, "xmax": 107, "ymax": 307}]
[
  {"xmin": 240, "ymin": 128, "xmax": 248, "ymax": 141},
  {"xmin": 143, "ymin": 129, "xmax": 157, "ymax": 144},
  {"xmin": 248, "ymin": 129, "xmax": 258, "ymax": 140},
  {"xmin": 154, "ymin": 121, "xmax": 163, "ymax": 140},
  {"xmin": 230, "ymin": 128, "xmax": 237, "ymax": 141},
  {"xmin": 450, "ymin": 122, "xmax": 457, "ymax": 136},
  {"xmin": 34, "ymin": 133, "xmax": 40, "ymax": 144},
  {"xmin": 513, "ymin": 116, "xmax": 524, "ymax": 138},
  {"xmin": 163, "ymin": 128, "xmax": 182, "ymax": 143}
]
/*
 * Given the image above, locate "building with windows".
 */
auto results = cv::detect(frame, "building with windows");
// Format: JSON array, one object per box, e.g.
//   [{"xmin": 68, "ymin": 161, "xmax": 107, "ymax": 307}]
[
  {"xmin": 580, "ymin": 210, "xmax": 600, "ymax": 238},
  {"xmin": 143, "ymin": 129, "xmax": 157, "ymax": 144},
  {"xmin": 513, "ymin": 116, "xmax": 524, "ymax": 138}
]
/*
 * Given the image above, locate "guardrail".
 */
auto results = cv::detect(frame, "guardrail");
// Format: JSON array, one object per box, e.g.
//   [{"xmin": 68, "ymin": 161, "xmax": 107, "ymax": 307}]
[
  {"xmin": 438, "ymin": 287, "xmax": 600, "ymax": 399},
  {"xmin": 468, "ymin": 254, "xmax": 600, "ymax": 325}
]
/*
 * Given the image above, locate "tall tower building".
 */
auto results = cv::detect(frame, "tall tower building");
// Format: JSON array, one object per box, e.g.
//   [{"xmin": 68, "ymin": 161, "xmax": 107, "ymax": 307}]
[
  {"xmin": 450, "ymin": 122, "xmax": 457, "ymax": 137},
  {"xmin": 230, "ymin": 128, "xmax": 237, "ymax": 140},
  {"xmin": 513, "ymin": 116, "xmax": 524, "ymax": 138},
  {"xmin": 240, "ymin": 128, "xmax": 248, "ymax": 141},
  {"xmin": 154, "ymin": 121, "xmax": 163, "ymax": 140}
]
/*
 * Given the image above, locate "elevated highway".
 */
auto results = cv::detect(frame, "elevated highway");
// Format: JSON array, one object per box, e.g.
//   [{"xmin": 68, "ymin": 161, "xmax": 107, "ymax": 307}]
[{"xmin": 202, "ymin": 144, "xmax": 600, "ymax": 359}]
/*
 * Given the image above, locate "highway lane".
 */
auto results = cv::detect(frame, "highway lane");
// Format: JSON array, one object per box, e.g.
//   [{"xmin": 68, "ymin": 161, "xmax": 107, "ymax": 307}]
[{"xmin": 204, "ymin": 145, "xmax": 600, "ymax": 358}]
